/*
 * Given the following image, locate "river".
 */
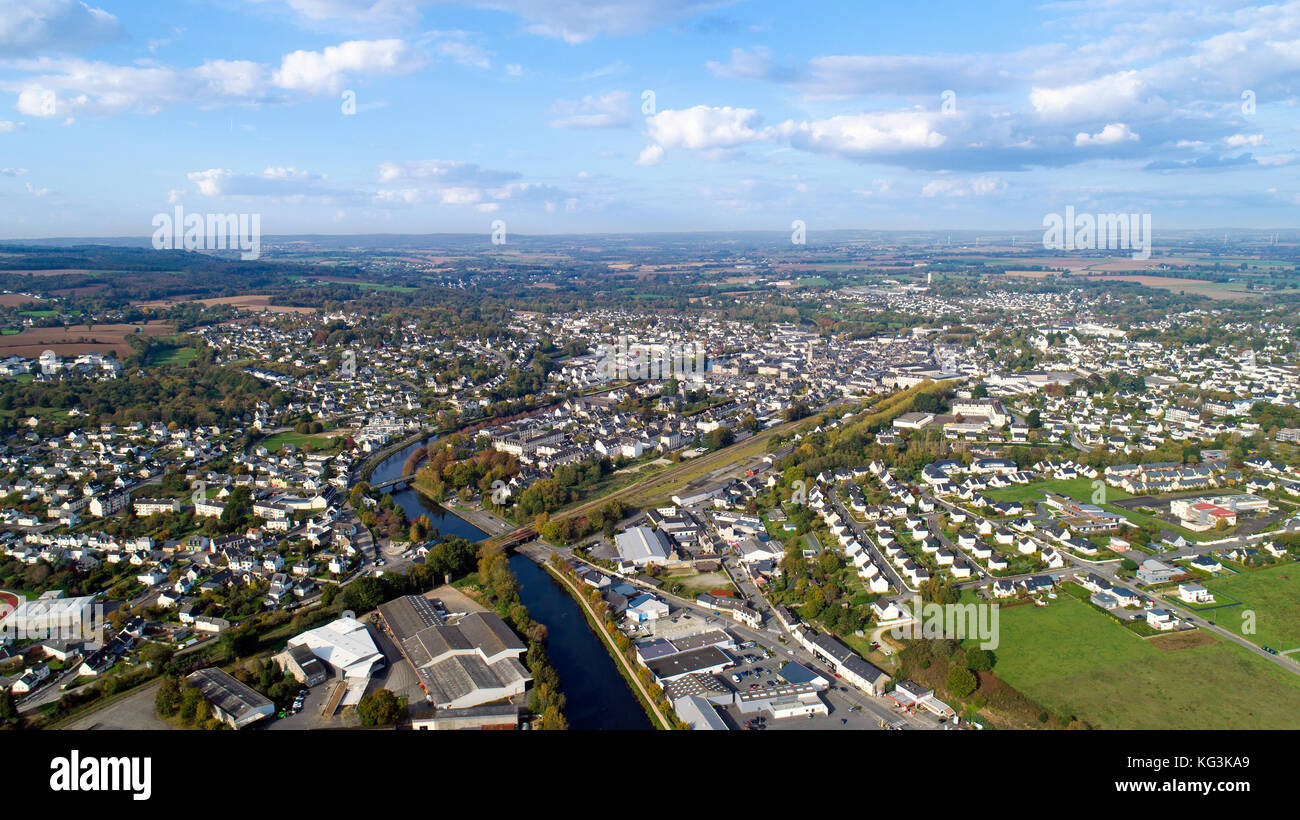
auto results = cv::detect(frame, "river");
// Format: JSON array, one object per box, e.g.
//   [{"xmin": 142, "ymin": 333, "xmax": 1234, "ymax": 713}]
[
  {"xmin": 371, "ymin": 439, "xmax": 651, "ymax": 729},
  {"xmin": 368, "ymin": 437, "xmax": 490, "ymax": 542},
  {"xmin": 509, "ymin": 553, "xmax": 652, "ymax": 730}
]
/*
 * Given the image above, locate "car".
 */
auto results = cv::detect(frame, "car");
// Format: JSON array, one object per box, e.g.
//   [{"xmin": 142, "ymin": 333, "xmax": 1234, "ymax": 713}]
[
  {"xmin": 731, "ymin": 673, "xmax": 742, "ymax": 683},
  {"xmin": 1264, "ymin": 646, "xmax": 1278, "ymax": 655},
  {"xmin": 750, "ymin": 683, "xmax": 759, "ymax": 689}
]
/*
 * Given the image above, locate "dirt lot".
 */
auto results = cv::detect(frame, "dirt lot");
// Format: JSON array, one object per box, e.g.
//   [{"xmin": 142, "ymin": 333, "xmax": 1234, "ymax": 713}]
[
  {"xmin": 61, "ymin": 679, "xmax": 174, "ymax": 731},
  {"xmin": 0, "ymin": 322, "xmax": 174, "ymax": 357}
]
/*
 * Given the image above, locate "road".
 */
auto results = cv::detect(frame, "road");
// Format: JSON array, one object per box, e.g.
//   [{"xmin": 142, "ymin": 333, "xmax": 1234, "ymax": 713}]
[{"xmin": 827, "ymin": 492, "xmax": 910, "ymax": 594}]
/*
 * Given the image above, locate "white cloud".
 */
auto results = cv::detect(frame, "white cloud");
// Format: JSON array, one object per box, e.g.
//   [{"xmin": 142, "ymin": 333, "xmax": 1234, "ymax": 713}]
[
  {"xmin": 1225, "ymin": 133, "xmax": 1266, "ymax": 147},
  {"xmin": 1, "ymin": 39, "xmax": 422, "ymax": 118},
  {"xmin": 187, "ymin": 167, "xmax": 337, "ymax": 198},
  {"xmin": 636, "ymin": 144, "xmax": 664, "ymax": 166},
  {"xmin": 1074, "ymin": 122, "xmax": 1140, "ymax": 146},
  {"xmin": 776, "ymin": 111, "xmax": 947, "ymax": 158},
  {"xmin": 435, "ymin": 40, "xmax": 492, "ymax": 70},
  {"xmin": 273, "ymin": 39, "xmax": 421, "ymax": 93},
  {"xmin": 643, "ymin": 105, "xmax": 765, "ymax": 151},
  {"xmin": 548, "ymin": 90, "xmax": 630, "ymax": 129},
  {"xmin": 194, "ymin": 60, "xmax": 267, "ymax": 98},
  {"xmin": 0, "ymin": 0, "xmax": 123, "ymax": 56},
  {"xmin": 1030, "ymin": 71, "xmax": 1150, "ymax": 121},
  {"xmin": 920, "ymin": 176, "xmax": 1006, "ymax": 197}
]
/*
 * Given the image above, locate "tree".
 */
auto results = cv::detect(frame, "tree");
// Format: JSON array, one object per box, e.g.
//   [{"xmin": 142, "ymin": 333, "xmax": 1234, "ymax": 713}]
[
  {"xmin": 1026, "ymin": 409, "xmax": 1042, "ymax": 428},
  {"xmin": 966, "ymin": 648, "xmax": 995, "ymax": 672},
  {"xmin": 946, "ymin": 666, "xmax": 977, "ymax": 699},
  {"xmin": 0, "ymin": 687, "xmax": 16, "ymax": 723},
  {"xmin": 357, "ymin": 688, "xmax": 403, "ymax": 726}
]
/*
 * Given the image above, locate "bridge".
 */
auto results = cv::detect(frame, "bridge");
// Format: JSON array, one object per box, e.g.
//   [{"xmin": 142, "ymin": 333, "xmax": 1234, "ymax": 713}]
[
  {"xmin": 483, "ymin": 527, "xmax": 536, "ymax": 550},
  {"xmin": 371, "ymin": 474, "xmax": 416, "ymax": 493}
]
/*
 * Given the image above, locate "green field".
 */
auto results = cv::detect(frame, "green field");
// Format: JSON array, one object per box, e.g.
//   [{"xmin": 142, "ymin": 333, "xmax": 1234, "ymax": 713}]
[
  {"xmin": 985, "ymin": 477, "xmax": 1122, "ymax": 505},
  {"xmin": 982, "ymin": 596, "xmax": 1300, "ymax": 729},
  {"xmin": 149, "ymin": 346, "xmax": 198, "ymax": 366},
  {"xmin": 356, "ymin": 282, "xmax": 418, "ymax": 293},
  {"xmin": 1204, "ymin": 563, "xmax": 1300, "ymax": 652},
  {"xmin": 260, "ymin": 430, "xmax": 344, "ymax": 451}
]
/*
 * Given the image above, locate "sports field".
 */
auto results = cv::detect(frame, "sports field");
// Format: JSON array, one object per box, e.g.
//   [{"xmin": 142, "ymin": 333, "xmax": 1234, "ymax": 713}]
[{"xmin": 985, "ymin": 596, "xmax": 1300, "ymax": 729}]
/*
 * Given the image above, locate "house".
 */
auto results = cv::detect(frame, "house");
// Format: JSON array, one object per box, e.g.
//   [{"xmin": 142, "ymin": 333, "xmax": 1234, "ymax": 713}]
[
  {"xmin": 1177, "ymin": 583, "xmax": 1214, "ymax": 604},
  {"xmin": 1146, "ymin": 608, "xmax": 1176, "ymax": 631},
  {"xmin": 1136, "ymin": 559, "xmax": 1178, "ymax": 585}
]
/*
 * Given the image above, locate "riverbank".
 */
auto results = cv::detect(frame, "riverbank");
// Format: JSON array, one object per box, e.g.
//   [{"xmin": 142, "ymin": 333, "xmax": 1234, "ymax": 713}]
[
  {"xmin": 515, "ymin": 543, "xmax": 670, "ymax": 730},
  {"xmin": 507, "ymin": 553, "xmax": 652, "ymax": 730}
]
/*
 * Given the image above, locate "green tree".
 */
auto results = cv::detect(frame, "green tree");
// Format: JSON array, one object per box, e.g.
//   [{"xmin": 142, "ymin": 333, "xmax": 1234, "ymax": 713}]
[
  {"xmin": 357, "ymin": 688, "xmax": 404, "ymax": 726},
  {"xmin": 155, "ymin": 675, "xmax": 183, "ymax": 717},
  {"xmin": 966, "ymin": 648, "xmax": 995, "ymax": 672},
  {"xmin": 946, "ymin": 666, "xmax": 977, "ymax": 699}
]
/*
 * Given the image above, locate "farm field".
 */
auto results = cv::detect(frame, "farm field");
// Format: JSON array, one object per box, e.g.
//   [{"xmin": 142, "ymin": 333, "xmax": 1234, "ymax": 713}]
[
  {"xmin": 1002, "ymin": 269, "xmax": 1265, "ymax": 300},
  {"xmin": 0, "ymin": 322, "xmax": 173, "ymax": 357},
  {"xmin": 136, "ymin": 294, "xmax": 317, "ymax": 313},
  {"xmin": 982, "ymin": 596, "xmax": 1300, "ymax": 729},
  {"xmin": 1204, "ymin": 563, "xmax": 1300, "ymax": 652}
]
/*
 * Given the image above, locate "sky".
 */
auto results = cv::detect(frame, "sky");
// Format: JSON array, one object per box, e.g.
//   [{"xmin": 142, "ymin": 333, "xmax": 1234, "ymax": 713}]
[{"xmin": 0, "ymin": 0, "xmax": 1297, "ymax": 238}]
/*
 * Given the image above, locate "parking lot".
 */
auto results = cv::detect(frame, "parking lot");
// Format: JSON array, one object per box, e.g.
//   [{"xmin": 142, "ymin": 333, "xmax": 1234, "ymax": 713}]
[{"xmin": 265, "ymin": 681, "xmax": 337, "ymax": 730}]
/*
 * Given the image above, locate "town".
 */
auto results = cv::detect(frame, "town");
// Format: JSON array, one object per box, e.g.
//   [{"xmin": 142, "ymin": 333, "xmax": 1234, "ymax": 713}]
[{"xmin": 0, "ymin": 231, "xmax": 1297, "ymax": 736}]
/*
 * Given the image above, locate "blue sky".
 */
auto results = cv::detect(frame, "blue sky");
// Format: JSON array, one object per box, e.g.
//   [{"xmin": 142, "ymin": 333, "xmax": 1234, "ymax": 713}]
[{"xmin": 1, "ymin": 0, "xmax": 1298, "ymax": 237}]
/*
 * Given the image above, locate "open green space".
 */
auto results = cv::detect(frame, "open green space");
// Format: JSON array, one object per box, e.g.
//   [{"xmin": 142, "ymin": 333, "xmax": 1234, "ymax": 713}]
[
  {"xmin": 149, "ymin": 346, "xmax": 198, "ymax": 366},
  {"xmin": 259, "ymin": 430, "xmax": 346, "ymax": 452},
  {"xmin": 1204, "ymin": 562, "xmax": 1300, "ymax": 651},
  {"xmin": 985, "ymin": 477, "xmax": 1128, "ymax": 505},
  {"xmin": 980, "ymin": 595, "xmax": 1300, "ymax": 729}
]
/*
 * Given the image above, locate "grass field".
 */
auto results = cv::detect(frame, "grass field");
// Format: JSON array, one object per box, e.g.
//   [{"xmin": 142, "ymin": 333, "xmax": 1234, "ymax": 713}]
[
  {"xmin": 260, "ymin": 430, "xmax": 345, "ymax": 451},
  {"xmin": 984, "ymin": 596, "xmax": 1300, "ymax": 729},
  {"xmin": 355, "ymin": 282, "xmax": 418, "ymax": 293},
  {"xmin": 1204, "ymin": 563, "xmax": 1300, "ymax": 652},
  {"xmin": 985, "ymin": 477, "xmax": 1125, "ymax": 505},
  {"xmin": 149, "ymin": 346, "xmax": 198, "ymax": 366}
]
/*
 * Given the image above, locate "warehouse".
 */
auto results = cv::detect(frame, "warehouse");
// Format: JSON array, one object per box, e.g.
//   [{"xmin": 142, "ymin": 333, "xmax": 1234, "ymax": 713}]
[{"xmin": 186, "ymin": 667, "xmax": 275, "ymax": 729}]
